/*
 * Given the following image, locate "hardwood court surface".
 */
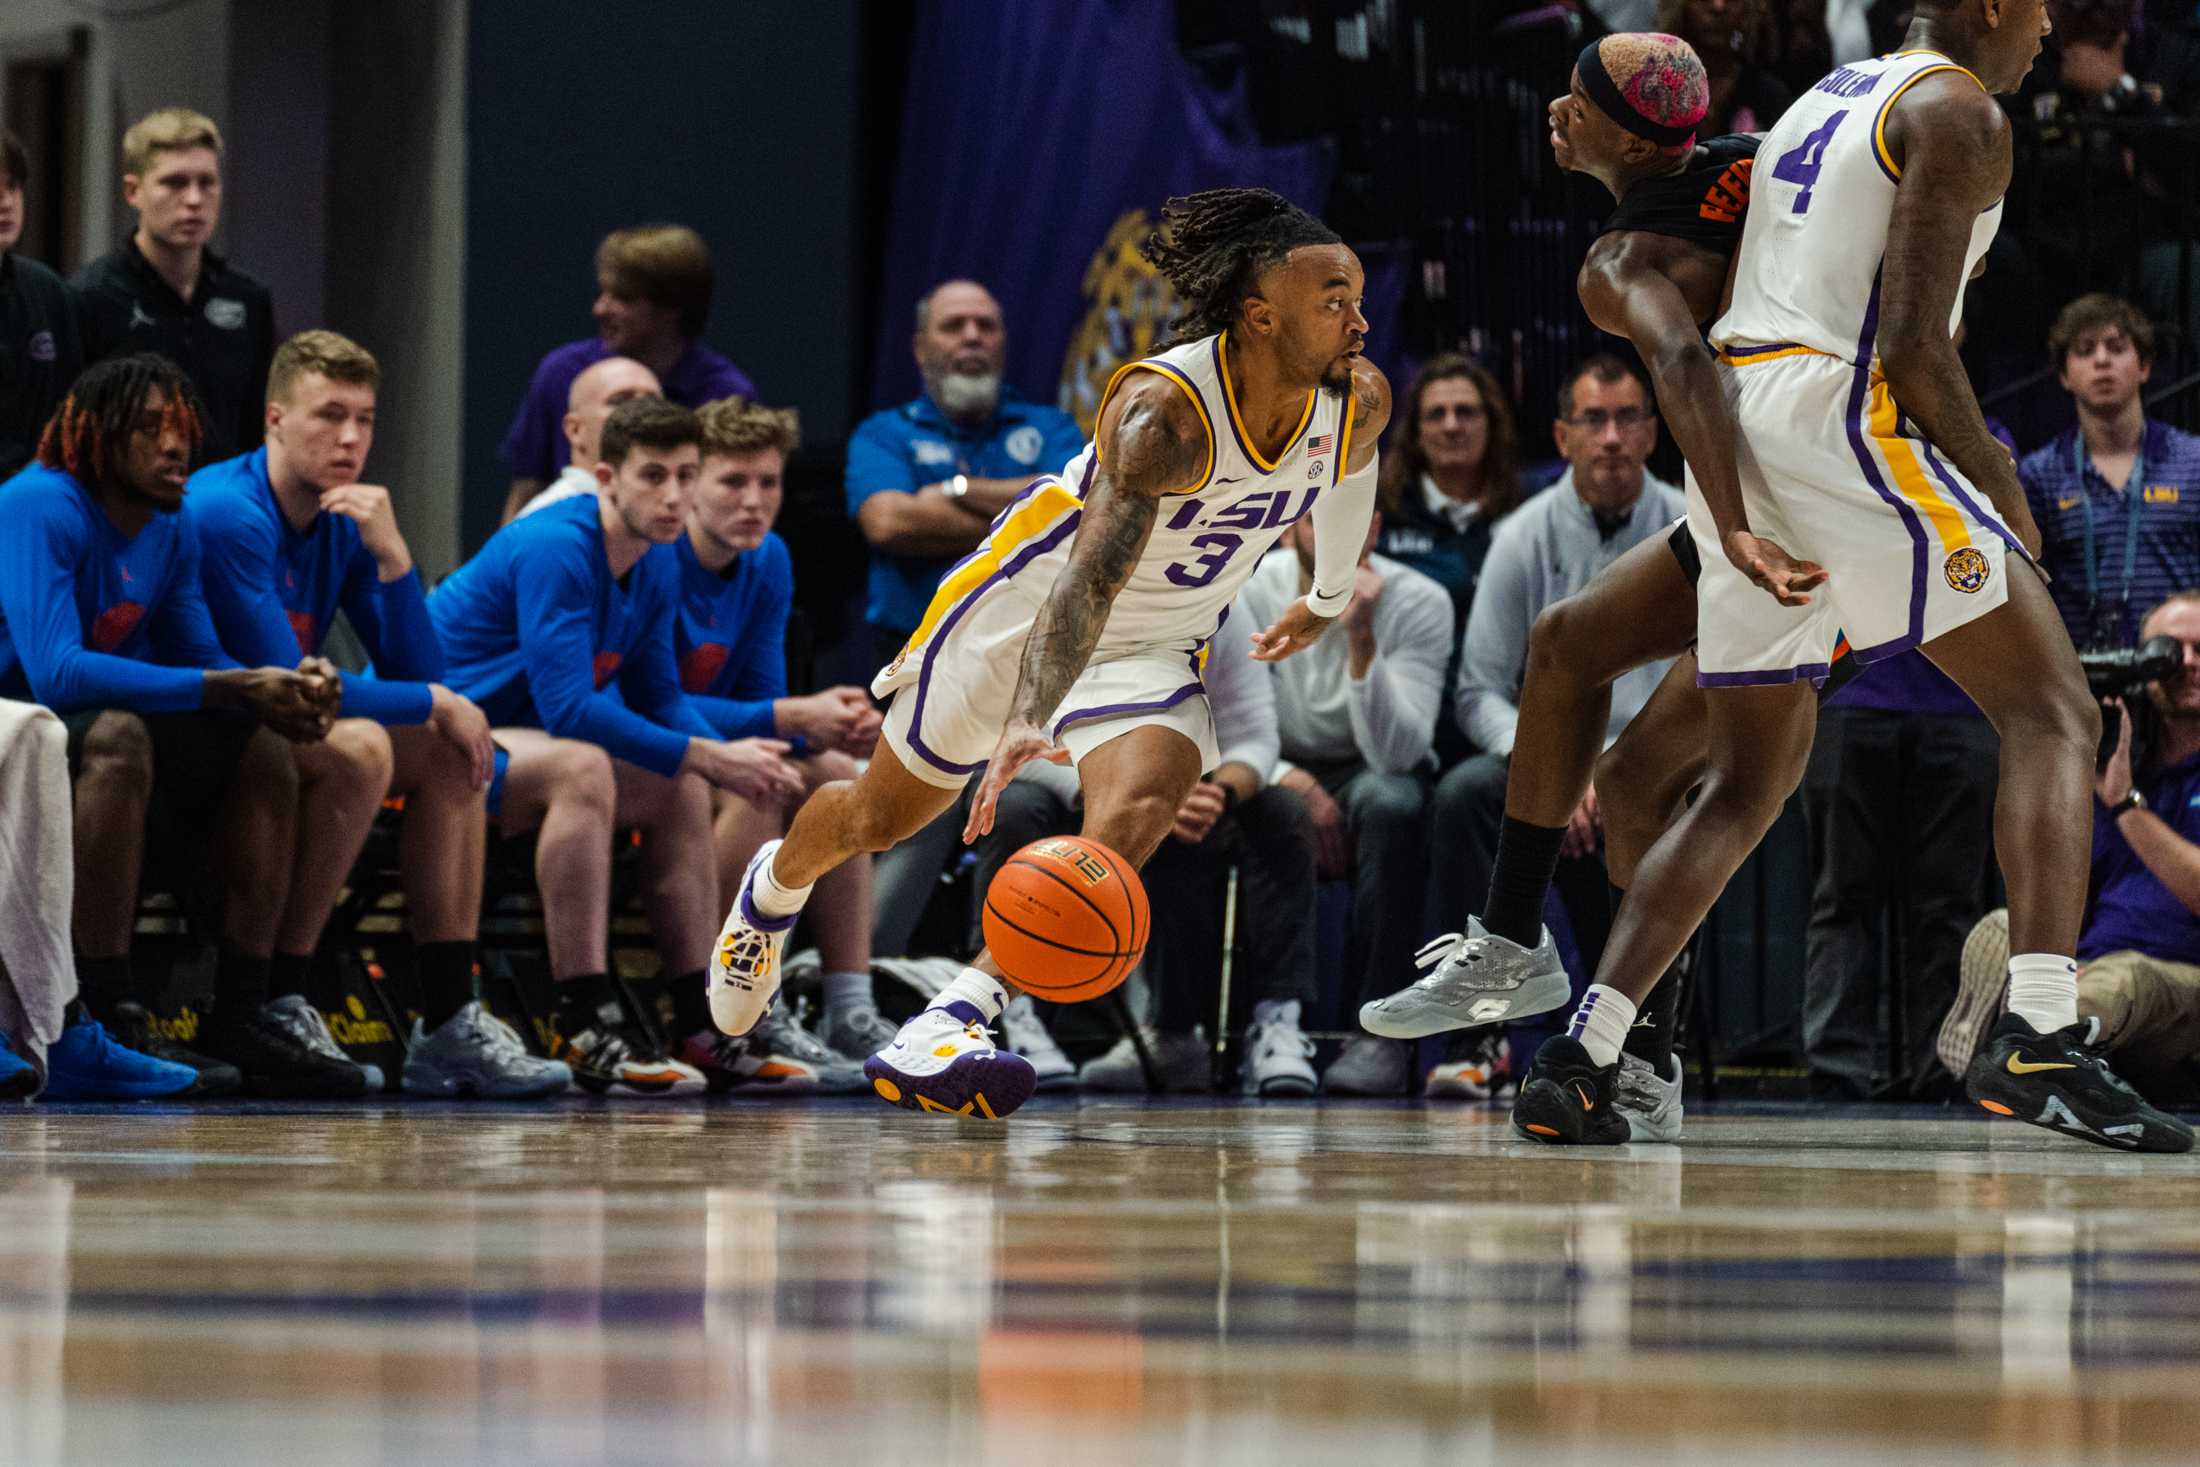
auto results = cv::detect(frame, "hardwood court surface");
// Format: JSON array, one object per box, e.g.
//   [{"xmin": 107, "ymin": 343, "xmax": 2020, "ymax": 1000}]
[{"xmin": 4, "ymin": 1097, "xmax": 2199, "ymax": 1465}]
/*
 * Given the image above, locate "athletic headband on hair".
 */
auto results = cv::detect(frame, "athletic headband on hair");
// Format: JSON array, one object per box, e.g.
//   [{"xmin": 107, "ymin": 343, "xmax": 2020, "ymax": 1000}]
[{"xmin": 1576, "ymin": 39, "xmax": 1703, "ymax": 150}]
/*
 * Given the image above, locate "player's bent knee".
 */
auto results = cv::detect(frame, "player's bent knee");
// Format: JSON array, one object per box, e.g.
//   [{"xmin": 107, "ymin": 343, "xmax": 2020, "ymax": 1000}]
[
  {"xmin": 239, "ymin": 726, "xmax": 303, "ymax": 805},
  {"xmin": 329, "ymin": 718, "xmax": 396, "ymax": 788},
  {"xmin": 78, "ymin": 710, "xmax": 154, "ymax": 791}
]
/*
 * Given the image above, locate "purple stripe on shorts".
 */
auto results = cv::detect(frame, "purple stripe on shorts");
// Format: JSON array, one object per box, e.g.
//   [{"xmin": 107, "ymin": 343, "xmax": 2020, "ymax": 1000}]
[
  {"xmin": 1918, "ymin": 440, "xmax": 2028, "ymax": 562},
  {"xmin": 905, "ymin": 512, "xmax": 1083, "ymax": 777},
  {"xmin": 1697, "ymin": 663, "xmax": 1833, "ymax": 689},
  {"xmin": 1051, "ymin": 681, "xmax": 1205, "ymax": 739},
  {"xmin": 1840, "ymin": 267, "xmax": 1929, "ymax": 655}
]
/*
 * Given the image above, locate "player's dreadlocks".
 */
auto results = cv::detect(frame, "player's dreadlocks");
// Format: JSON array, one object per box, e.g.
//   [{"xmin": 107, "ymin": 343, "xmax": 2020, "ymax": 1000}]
[
  {"xmin": 1141, "ymin": 188, "xmax": 1341, "ymax": 348},
  {"xmin": 37, "ymin": 353, "xmax": 205, "ymax": 488}
]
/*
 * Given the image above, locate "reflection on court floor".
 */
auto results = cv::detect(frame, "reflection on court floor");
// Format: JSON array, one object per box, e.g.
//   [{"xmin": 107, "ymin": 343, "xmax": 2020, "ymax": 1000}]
[{"xmin": 2, "ymin": 1099, "xmax": 2198, "ymax": 1466}]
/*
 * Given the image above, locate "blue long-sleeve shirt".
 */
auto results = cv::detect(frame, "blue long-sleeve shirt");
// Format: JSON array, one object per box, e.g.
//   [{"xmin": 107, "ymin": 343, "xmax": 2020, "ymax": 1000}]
[
  {"xmin": 185, "ymin": 448, "xmax": 440, "ymax": 725},
  {"xmin": 672, "ymin": 530, "xmax": 794, "ymax": 743},
  {"xmin": 0, "ymin": 463, "xmax": 240, "ymax": 712},
  {"xmin": 429, "ymin": 493, "xmax": 715, "ymax": 777}
]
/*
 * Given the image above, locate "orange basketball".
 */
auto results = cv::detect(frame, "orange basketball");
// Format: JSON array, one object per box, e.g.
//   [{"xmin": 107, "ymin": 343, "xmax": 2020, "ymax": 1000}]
[{"xmin": 981, "ymin": 836, "xmax": 1149, "ymax": 1003}]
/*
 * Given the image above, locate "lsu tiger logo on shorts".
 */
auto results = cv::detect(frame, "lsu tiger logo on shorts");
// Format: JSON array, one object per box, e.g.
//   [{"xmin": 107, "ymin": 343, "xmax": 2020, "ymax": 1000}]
[{"xmin": 1944, "ymin": 547, "xmax": 1991, "ymax": 594}]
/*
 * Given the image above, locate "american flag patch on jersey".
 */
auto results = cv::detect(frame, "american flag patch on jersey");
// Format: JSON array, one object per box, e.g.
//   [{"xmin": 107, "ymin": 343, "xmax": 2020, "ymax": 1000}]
[{"xmin": 1307, "ymin": 432, "xmax": 1334, "ymax": 456}]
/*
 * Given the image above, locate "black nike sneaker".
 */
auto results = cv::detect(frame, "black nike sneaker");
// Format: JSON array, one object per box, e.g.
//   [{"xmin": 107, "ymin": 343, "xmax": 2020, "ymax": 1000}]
[
  {"xmin": 1965, "ymin": 1012, "xmax": 2194, "ymax": 1154},
  {"xmin": 106, "ymin": 1002, "xmax": 243, "ymax": 1098},
  {"xmin": 196, "ymin": 1007, "xmax": 369, "ymax": 1099},
  {"xmin": 1510, "ymin": 1034, "xmax": 1631, "ymax": 1145}
]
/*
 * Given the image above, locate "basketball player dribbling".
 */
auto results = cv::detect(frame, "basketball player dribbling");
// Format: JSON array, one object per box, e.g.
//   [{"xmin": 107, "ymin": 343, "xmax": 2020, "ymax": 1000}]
[
  {"xmin": 1510, "ymin": 0, "xmax": 2191, "ymax": 1151},
  {"xmin": 708, "ymin": 189, "xmax": 1392, "ymax": 1120}
]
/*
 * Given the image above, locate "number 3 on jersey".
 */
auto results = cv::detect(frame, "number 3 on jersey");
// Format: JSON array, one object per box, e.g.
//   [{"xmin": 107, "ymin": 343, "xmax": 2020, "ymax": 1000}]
[{"xmin": 1772, "ymin": 111, "xmax": 1847, "ymax": 214}]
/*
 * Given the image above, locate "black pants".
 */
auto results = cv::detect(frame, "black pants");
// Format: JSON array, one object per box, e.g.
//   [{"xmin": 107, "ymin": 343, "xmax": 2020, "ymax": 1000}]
[
  {"xmin": 1145, "ymin": 787, "xmax": 1319, "ymax": 1034},
  {"xmin": 1800, "ymin": 704, "xmax": 1998, "ymax": 1096},
  {"xmin": 1302, "ymin": 759, "xmax": 1432, "ymax": 1006}
]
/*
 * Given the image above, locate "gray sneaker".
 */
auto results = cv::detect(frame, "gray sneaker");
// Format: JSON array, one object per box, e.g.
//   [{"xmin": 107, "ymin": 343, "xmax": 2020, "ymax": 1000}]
[
  {"xmin": 1242, "ymin": 1001, "xmax": 1316, "ymax": 1097},
  {"xmin": 1615, "ymin": 1050, "xmax": 1684, "ymax": 1141},
  {"xmin": 1001, "ymin": 995, "xmax": 1079, "ymax": 1092},
  {"xmin": 264, "ymin": 994, "xmax": 384, "ymax": 1092},
  {"xmin": 724, "ymin": 1008, "xmax": 871, "ymax": 1095},
  {"xmin": 1078, "ymin": 1027, "xmax": 1208, "ymax": 1092},
  {"xmin": 402, "ymin": 1001, "xmax": 572, "ymax": 1099},
  {"xmin": 1320, "ymin": 1033, "xmax": 1409, "ymax": 1096},
  {"xmin": 824, "ymin": 1004, "xmax": 900, "ymax": 1061},
  {"xmin": 1359, "ymin": 918, "xmax": 1572, "ymax": 1038}
]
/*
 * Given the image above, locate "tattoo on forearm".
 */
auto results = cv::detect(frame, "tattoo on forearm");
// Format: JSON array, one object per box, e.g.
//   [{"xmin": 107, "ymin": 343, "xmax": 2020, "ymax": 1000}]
[{"xmin": 1009, "ymin": 490, "xmax": 1156, "ymax": 726}]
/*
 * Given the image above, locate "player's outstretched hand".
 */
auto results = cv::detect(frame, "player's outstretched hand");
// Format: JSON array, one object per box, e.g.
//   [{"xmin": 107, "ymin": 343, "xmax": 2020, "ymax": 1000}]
[
  {"xmin": 1249, "ymin": 597, "xmax": 1337, "ymax": 662},
  {"xmin": 964, "ymin": 719, "xmax": 1070, "ymax": 844},
  {"xmin": 1725, "ymin": 530, "xmax": 1829, "ymax": 606}
]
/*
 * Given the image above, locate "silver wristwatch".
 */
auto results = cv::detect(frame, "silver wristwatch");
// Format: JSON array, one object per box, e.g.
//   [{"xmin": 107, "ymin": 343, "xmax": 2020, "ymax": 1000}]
[{"xmin": 2110, "ymin": 788, "xmax": 2148, "ymax": 817}]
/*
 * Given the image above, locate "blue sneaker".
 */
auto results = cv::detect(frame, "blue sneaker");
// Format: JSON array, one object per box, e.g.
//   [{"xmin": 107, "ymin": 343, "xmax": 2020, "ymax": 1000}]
[
  {"xmin": 0, "ymin": 1032, "xmax": 37, "ymax": 1100},
  {"xmin": 40, "ymin": 1016, "xmax": 199, "ymax": 1101},
  {"xmin": 863, "ymin": 1001, "xmax": 1037, "ymax": 1119}
]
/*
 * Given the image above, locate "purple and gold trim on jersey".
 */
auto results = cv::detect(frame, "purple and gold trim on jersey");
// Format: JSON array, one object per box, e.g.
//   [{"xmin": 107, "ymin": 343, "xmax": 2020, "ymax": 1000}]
[
  {"xmin": 1718, "ymin": 341, "xmax": 1835, "ymax": 367},
  {"xmin": 1870, "ymin": 58, "xmax": 1982, "ymax": 184},
  {"xmin": 1214, "ymin": 331, "xmax": 1317, "ymax": 473},
  {"xmin": 1091, "ymin": 358, "xmax": 1214, "ymax": 494}
]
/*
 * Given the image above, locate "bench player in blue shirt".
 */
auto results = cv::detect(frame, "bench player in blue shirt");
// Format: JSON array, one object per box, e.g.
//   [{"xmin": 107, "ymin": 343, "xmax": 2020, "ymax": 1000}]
[
  {"xmin": 0, "ymin": 353, "xmax": 359, "ymax": 1098},
  {"xmin": 675, "ymin": 397, "xmax": 883, "ymax": 1088},
  {"xmin": 189, "ymin": 330, "xmax": 568, "ymax": 1098},
  {"xmin": 431, "ymin": 397, "xmax": 804, "ymax": 1095}
]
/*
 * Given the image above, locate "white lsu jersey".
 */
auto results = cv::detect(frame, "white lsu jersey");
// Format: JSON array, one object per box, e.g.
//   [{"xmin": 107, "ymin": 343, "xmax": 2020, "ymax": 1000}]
[
  {"xmin": 882, "ymin": 331, "xmax": 1356, "ymax": 674},
  {"xmin": 1713, "ymin": 50, "xmax": 2003, "ymax": 365}
]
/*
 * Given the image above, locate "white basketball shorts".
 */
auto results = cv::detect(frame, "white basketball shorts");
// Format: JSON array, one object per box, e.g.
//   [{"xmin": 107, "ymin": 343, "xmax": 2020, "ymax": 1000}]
[{"xmin": 1689, "ymin": 348, "xmax": 2027, "ymax": 685}]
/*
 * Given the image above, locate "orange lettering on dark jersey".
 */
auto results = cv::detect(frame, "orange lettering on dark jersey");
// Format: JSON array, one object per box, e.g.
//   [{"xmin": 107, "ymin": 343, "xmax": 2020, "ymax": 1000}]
[{"xmin": 1699, "ymin": 158, "xmax": 1754, "ymax": 223}]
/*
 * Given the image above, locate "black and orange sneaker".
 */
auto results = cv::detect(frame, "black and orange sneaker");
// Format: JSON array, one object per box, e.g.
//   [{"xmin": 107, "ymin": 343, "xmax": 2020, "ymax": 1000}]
[
  {"xmin": 1964, "ymin": 1013, "xmax": 2193, "ymax": 1153},
  {"xmin": 554, "ymin": 999, "xmax": 706, "ymax": 1098},
  {"xmin": 1510, "ymin": 1035, "xmax": 1631, "ymax": 1146}
]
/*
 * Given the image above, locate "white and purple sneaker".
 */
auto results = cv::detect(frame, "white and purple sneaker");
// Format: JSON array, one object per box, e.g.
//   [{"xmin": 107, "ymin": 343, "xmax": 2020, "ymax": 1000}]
[
  {"xmin": 710, "ymin": 839, "xmax": 798, "ymax": 1037},
  {"xmin": 864, "ymin": 1001, "xmax": 1038, "ymax": 1120}
]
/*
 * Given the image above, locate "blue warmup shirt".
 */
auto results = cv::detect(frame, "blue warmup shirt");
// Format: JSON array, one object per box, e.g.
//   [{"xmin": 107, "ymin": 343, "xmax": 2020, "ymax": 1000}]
[
  {"xmin": 2084, "ymin": 749, "xmax": 2200, "ymax": 966},
  {"xmin": 186, "ymin": 449, "xmax": 441, "ymax": 725},
  {"xmin": 0, "ymin": 463, "xmax": 239, "ymax": 712},
  {"xmin": 671, "ymin": 530, "xmax": 796, "ymax": 745},
  {"xmin": 2019, "ymin": 420, "xmax": 2200, "ymax": 649},
  {"xmin": 844, "ymin": 388, "xmax": 1084, "ymax": 633},
  {"xmin": 429, "ymin": 493, "xmax": 715, "ymax": 778}
]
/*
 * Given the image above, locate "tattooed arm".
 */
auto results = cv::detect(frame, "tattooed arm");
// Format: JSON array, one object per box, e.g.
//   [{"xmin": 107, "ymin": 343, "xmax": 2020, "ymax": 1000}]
[{"xmin": 962, "ymin": 374, "xmax": 1208, "ymax": 841}]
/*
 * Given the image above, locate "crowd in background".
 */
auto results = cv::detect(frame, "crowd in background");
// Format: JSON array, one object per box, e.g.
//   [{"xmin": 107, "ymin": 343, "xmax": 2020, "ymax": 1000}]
[{"xmin": 4, "ymin": 0, "xmax": 2200, "ymax": 1112}]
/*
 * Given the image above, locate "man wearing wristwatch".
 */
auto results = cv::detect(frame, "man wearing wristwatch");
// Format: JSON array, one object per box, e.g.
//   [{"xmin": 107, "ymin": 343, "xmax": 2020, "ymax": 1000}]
[
  {"xmin": 845, "ymin": 279, "xmax": 1084, "ymax": 670},
  {"xmin": 1942, "ymin": 589, "xmax": 2200, "ymax": 1106}
]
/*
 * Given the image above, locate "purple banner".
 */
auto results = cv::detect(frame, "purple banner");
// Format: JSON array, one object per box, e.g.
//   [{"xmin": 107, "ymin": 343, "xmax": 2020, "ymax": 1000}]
[{"xmin": 868, "ymin": 0, "xmax": 1335, "ymax": 434}]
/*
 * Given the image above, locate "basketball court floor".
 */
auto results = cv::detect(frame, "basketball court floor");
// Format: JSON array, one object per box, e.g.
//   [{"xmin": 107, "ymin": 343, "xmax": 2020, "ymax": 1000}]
[{"xmin": 4, "ymin": 1097, "xmax": 2197, "ymax": 1466}]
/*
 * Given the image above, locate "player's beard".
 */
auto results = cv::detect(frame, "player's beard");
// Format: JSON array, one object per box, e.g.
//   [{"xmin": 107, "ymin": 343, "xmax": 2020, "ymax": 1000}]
[{"xmin": 933, "ymin": 370, "xmax": 1001, "ymax": 420}]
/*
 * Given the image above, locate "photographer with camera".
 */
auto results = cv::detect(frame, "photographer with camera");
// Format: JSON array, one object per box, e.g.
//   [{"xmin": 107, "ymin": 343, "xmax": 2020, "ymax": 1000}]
[
  {"xmin": 1940, "ymin": 591, "xmax": 2200, "ymax": 1107},
  {"xmin": 2018, "ymin": 295, "xmax": 2200, "ymax": 653}
]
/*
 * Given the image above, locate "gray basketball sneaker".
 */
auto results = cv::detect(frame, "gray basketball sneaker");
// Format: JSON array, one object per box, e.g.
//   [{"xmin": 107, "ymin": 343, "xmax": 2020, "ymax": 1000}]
[{"xmin": 1358, "ymin": 917, "xmax": 1572, "ymax": 1038}]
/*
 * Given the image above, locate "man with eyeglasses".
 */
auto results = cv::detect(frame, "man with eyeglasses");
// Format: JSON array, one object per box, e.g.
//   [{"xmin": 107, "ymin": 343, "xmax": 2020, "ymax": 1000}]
[{"xmin": 1429, "ymin": 353, "xmax": 1683, "ymax": 1067}]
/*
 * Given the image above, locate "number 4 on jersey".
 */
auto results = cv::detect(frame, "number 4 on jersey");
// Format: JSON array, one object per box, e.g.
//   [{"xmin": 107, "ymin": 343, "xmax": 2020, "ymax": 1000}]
[{"xmin": 1772, "ymin": 111, "xmax": 1848, "ymax": 214}]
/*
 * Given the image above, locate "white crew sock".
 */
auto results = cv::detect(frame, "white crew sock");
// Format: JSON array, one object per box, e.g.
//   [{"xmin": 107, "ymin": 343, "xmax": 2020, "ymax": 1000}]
[
  {"xmin": 2006, "ymin": 952, "xmax": 2079, "ymax": 1035},
  {"xmin": 933, "ymin": 966, "xmax": 1008, "ymax": 1022},
  {"xmin": 1567, "ymin": 983, "xmax": 1639, "ymax": 1067},
  {"xmin": 749, "ymin": 847, "xmax": 813, "ymax": 919}
]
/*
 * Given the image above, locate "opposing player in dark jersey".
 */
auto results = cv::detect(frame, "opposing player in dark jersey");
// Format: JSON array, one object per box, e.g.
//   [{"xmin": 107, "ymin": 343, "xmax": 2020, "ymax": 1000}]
[{"xmin": 1360, "ymin": 34, "xmax": 1824, "ymax": 1137}]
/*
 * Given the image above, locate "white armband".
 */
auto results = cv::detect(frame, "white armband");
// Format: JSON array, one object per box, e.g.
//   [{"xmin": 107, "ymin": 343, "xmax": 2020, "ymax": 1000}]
[{"xmin": 1303, "ymin": 449, "xmax": 1379, "ymax": 618}]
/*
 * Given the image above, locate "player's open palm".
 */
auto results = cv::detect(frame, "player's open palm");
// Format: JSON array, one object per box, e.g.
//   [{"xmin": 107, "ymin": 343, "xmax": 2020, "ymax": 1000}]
[
  {"xmin": 964, "ymin": 719, "xmax": 1070, "ymax": 843},
  {"xmin": 1725, "ymin": 530, "xmax": 1828, "ymax": 606},
  {"xmin": 1250, "ymin": 598, "xmax": 1337, "ymax": 662}
]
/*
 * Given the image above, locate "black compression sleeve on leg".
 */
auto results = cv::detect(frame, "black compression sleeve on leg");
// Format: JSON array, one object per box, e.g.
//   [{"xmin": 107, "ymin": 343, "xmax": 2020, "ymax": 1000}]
[
  {"xmin": 415, "ymin": 941, "xmax": 481, "ymax": 1031},
  {"xmin": 1482, "ymin": 816, "xmax": 1564, "ymax": 948},
  {"xmin": 1622, "ymin": 949, "xmax": 1688, "ymax": 1071},
  {"xmin": 666, "ymin": 968, "xmax": 713, "ymax": 1041}
]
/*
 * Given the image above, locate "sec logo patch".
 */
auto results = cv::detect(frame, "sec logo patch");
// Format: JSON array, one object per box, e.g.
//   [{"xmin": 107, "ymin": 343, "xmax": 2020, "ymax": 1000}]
[{"xmin": 1944, "ymin": 546, "xmax": 1991, "ymax": 594}]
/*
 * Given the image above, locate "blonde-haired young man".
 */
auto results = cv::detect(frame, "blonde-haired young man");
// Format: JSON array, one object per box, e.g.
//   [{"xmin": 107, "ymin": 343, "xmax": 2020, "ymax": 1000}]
[
  {"xmin": 75, "ymin": 107, "xmax": 274, "ymax": 460},
  {"xmin": 666, "ymin": 398, "xmax": 885, "ymax": 1089},
  {"xmin": 187, "ymin": 329, "xmax": 569, "ymax": 1099}
]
